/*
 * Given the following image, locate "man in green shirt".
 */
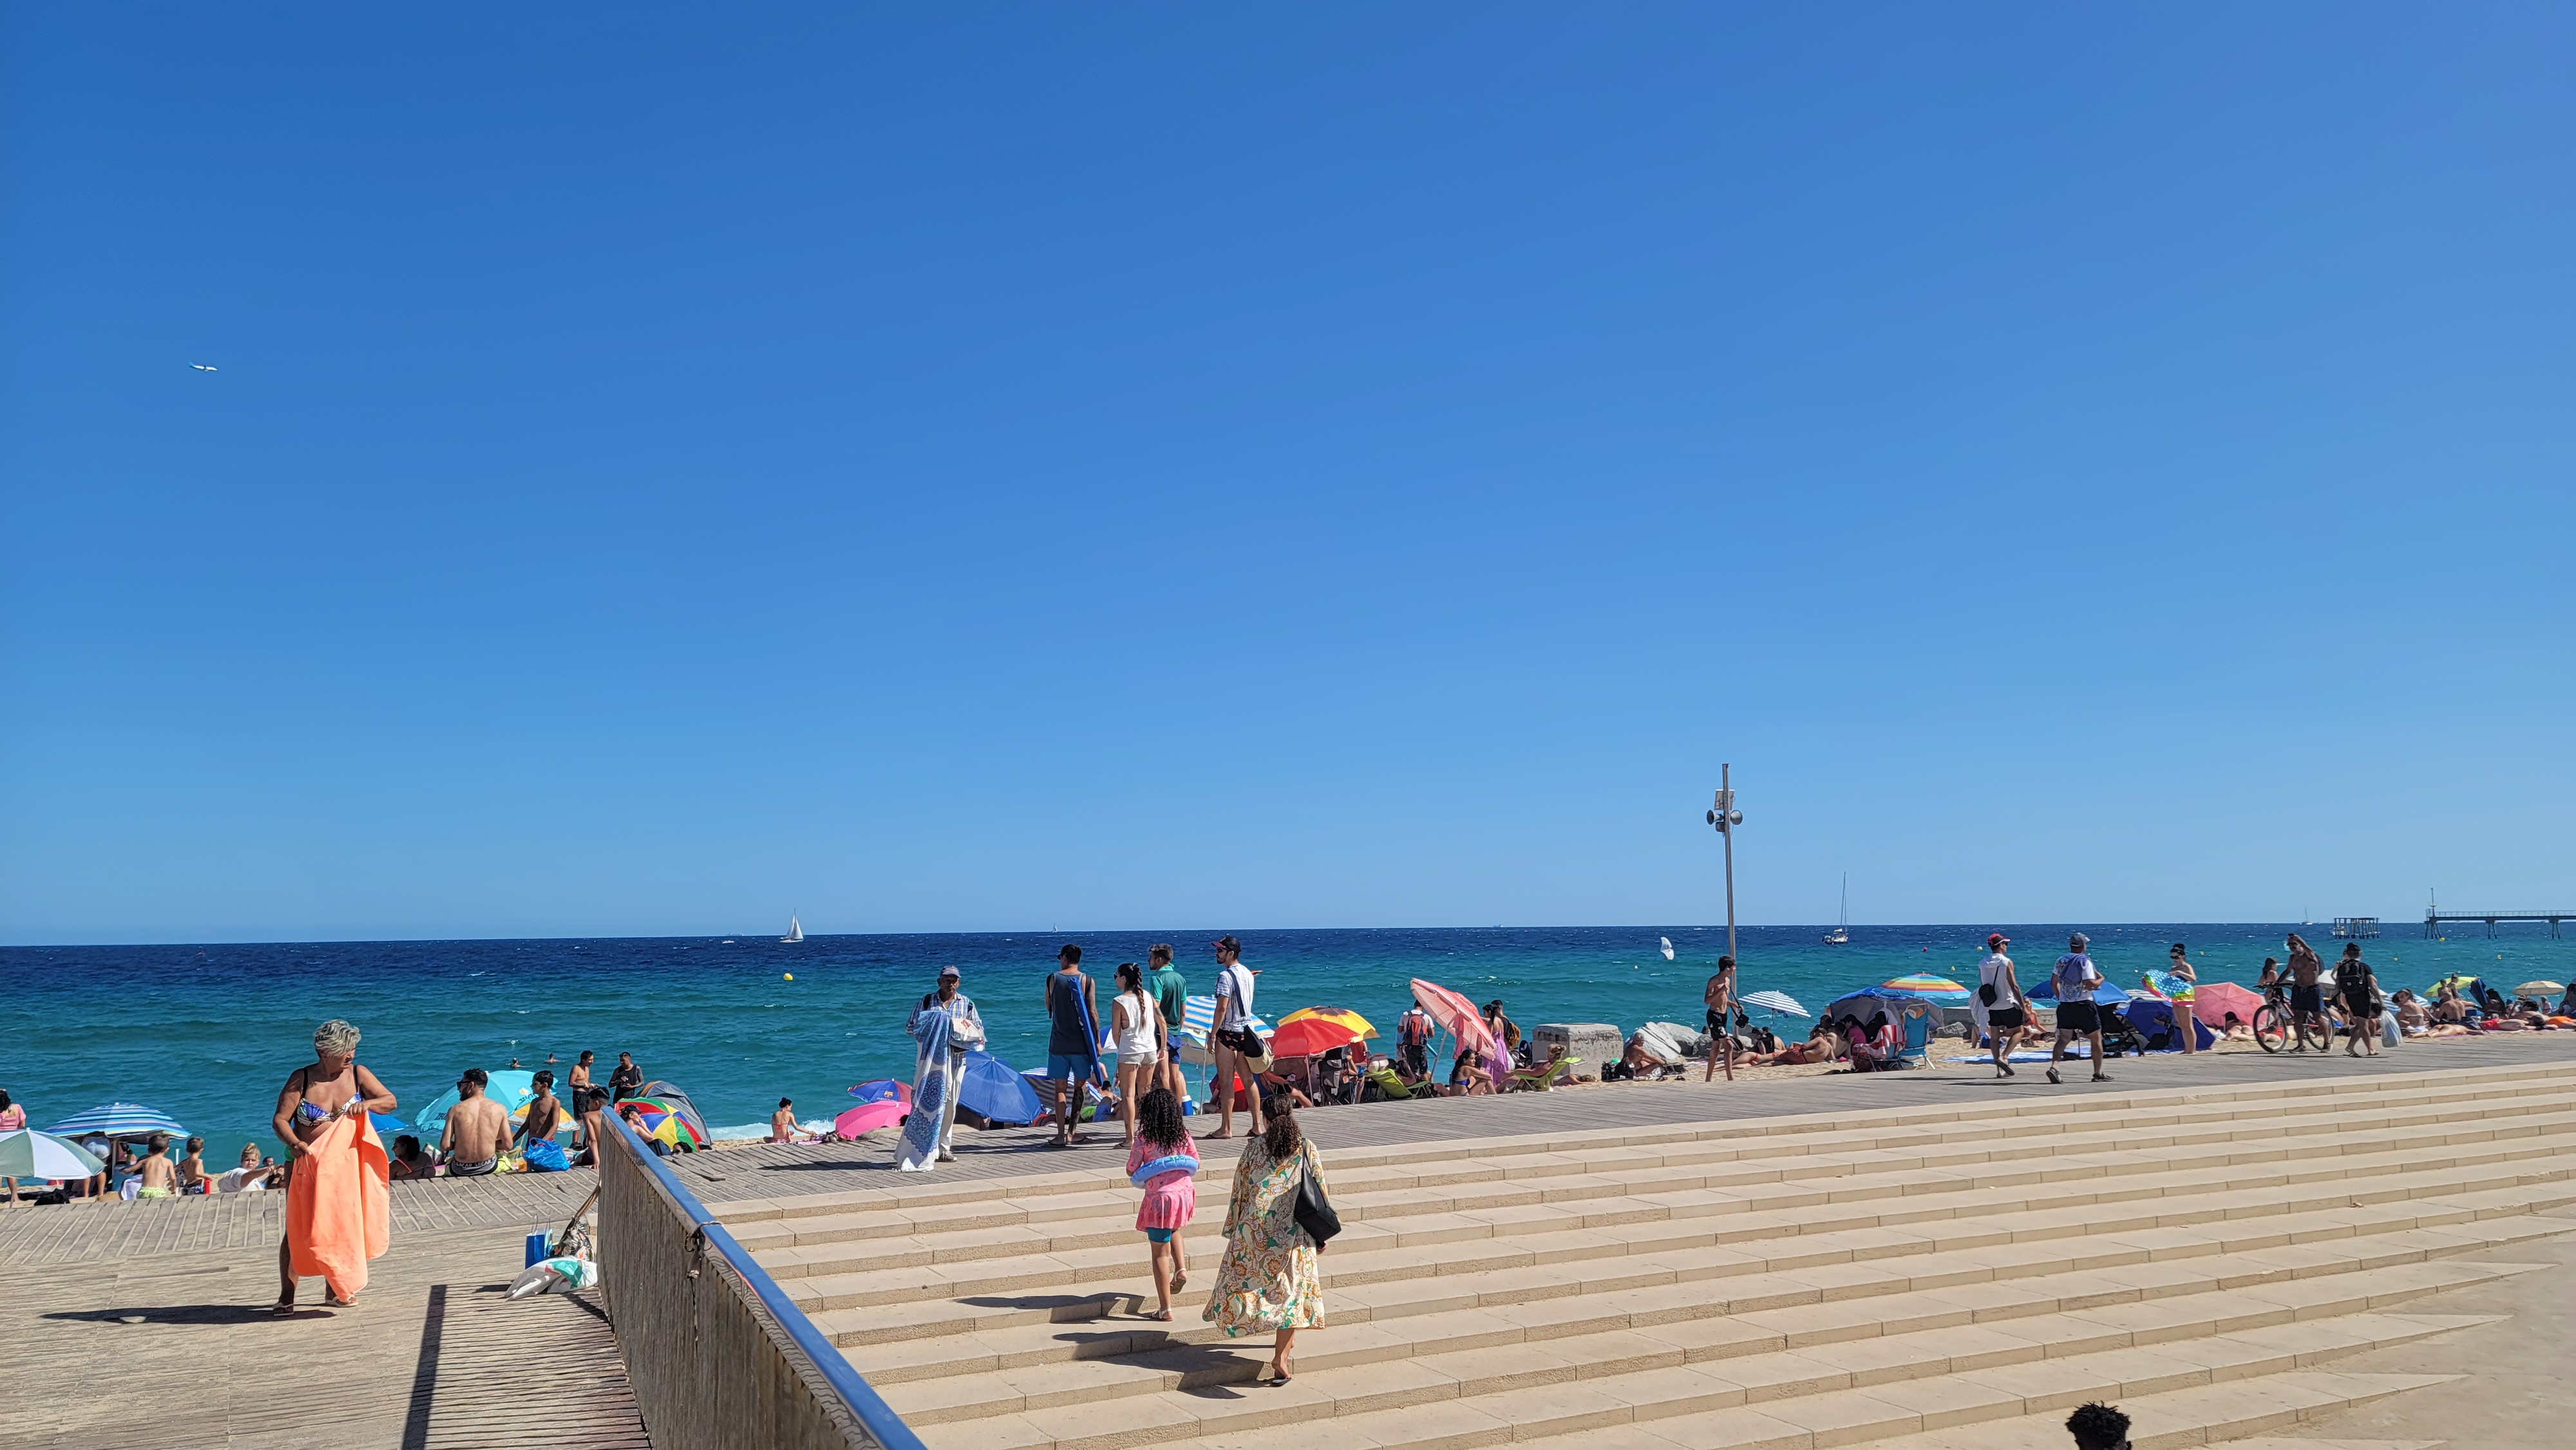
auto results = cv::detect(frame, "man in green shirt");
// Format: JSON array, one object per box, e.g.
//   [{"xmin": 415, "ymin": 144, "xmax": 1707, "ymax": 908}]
[{"xmin": 1147, "ymin": 943, "xmax": 1189, "ymax": 1100}]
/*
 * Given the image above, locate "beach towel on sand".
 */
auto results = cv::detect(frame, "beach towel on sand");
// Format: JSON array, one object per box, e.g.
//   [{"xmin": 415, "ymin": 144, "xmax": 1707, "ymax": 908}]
[{"xmin": 287, "ymin": 1111, "xmax": 390, "ymax": 1300}]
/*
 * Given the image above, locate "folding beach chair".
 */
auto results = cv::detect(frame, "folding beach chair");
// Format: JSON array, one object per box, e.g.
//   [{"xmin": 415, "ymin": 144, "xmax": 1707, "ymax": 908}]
[
  {"xmin": 1895, "ymin": 1010, "xmax": 1935, "ymax": 1069},
  {"xmin": 1507, "ymin": 1055, "xmax": 1579, "ymax": 1092}
]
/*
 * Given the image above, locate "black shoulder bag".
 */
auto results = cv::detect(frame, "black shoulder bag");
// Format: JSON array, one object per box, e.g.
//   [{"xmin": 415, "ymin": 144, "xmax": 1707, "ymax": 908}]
[{"xmin": 1292, "ymin": 1151, "xmax": 1341, "ymax": 1250}]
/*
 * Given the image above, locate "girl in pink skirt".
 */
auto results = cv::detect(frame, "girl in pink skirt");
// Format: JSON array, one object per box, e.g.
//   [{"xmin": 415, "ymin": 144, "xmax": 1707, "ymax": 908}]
[{"xmin": 1126, "ymin": 1087, "xmax": 1198, "ymax": 1321}]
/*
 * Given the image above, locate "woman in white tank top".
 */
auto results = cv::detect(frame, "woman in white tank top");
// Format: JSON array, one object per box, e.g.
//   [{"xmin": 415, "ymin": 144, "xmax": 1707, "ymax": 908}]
[{"xmin": 1111, "ymin": 963, "xmax": 1166, "ymax": 1149}]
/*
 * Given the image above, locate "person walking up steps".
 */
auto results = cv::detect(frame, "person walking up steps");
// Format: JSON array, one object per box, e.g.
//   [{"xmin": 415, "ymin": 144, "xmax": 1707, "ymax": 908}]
[
  {"xmin": 1204, "ymin": 1095, "xmax": 1327, "ymax": 1384},
  {"xmin": 1976, "ymin": 933, "xmax": 2028, "ymax": 1078},
  {"xmin": 1126, "ymin": 1086, "xmax": 1198, "ymax": 1321},
  {"xmin": 2048, "ymin": 933, "xmax": 2112, "ymax": 1085}
]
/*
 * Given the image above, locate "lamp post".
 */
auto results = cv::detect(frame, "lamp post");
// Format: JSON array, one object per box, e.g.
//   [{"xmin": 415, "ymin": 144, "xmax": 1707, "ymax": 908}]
[
  {"xmin": 1706, "ymin": 764, "xmax": 1742, "ymax": 966},
  {"xmin": 1705, "ymin": 765, "xmax": 1743, "ymax": 1082}
]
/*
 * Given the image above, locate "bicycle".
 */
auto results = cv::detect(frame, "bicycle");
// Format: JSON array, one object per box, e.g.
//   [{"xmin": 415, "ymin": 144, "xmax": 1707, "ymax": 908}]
[{"xmin": 2253, "ymin": 984, "xmax": 2333, "ymax": 1054}]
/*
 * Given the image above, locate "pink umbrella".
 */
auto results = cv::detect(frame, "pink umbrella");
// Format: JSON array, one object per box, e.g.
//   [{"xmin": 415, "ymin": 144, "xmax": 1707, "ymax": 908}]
[
  {"xmin": 835, "ymin": 1100, "xmax": 909, "ymax": 1138},
  {"xmin": 2190, "ymin": 981, "xmax": 2262, "ymax": 1030},
  {"xmin": 1410, "ymin": 978, "xmax": 1509, "ymax": 1080}
]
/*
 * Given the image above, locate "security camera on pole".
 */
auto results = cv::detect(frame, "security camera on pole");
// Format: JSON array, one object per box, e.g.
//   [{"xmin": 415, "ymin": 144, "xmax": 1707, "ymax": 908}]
[{"xmin": 1704, "ymin": 765, "xmax": 1743, "ymax": 1083}]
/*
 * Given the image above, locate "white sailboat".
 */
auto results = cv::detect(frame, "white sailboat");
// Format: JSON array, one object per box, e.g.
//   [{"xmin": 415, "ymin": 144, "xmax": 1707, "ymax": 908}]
[
  {"xmin": 1822, "ymin": 875, "xmax": 1850, "ymax": 945},
  {"xmin": 781, "ymin": 915, "xmax": 804, "ymax": 943}
]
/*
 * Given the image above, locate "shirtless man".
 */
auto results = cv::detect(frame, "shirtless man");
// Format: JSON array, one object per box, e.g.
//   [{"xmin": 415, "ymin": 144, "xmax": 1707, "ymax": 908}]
[
  {"xmin": 574, "ymin": 1087, "xmax": 611, "ymax": 1166},
  {"xmin": 567, "ymin": 1050, "xmax": 594, "ymax": 1101},
  {"xmin": 1703, "ymin": 955, "xmax": 1739, "ymax": 1083},
  {"xmin": 516, "ymin": 1071, "xmax": 563, "ymax": 1146},
  {"xmin": 438, "ymin": 1069, "xmax": 511, "ymax": 1178},
  {"xmin": 2283, "ymin": 934, "xmax": 2329, "ymax": 1048},
  {"xmin": 270, "ymin": 1018, "xmax": 397, "ymax": 1312}
]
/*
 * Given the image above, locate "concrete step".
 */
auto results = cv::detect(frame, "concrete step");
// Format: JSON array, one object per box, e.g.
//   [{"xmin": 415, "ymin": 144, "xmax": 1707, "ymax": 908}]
[
  {"xmin": 772, "ymin": 1136, "xmax": 2576, "ymax": 1312},
  {"xmin": 735, "ymin": 1084, "xmax": 2576, "ymax": 1259},
  {"xmin": 718, "ymin": 1070, "xmax": 2576, "ymax": 1235},
  {"xmin": 872, "ymin": 1243, "xmax": 2515, "ymax": 1424},
  {"xmin": 1853, "ymin": 1373, "xmax": 2463, "ymax": 1449},
  {"xmin": 711, "ymin": 1064, "xmax": 2576, "ymax": 1231},
  {"xmin": 746, "ymin": 1102, "xmax": 2576, "ymax": 1279},
  {"xmin": 840, "ymin": 1204, "xmax": 2551, "ymax": 1390},
  {"xmin": 908, "ymin": 1303, "xmax": 2484, "ymax": 1450}
]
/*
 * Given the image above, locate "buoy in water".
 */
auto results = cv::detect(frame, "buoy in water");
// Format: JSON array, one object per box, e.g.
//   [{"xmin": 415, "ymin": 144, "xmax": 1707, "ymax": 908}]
[{"xmin": 784, "ymin": 972, "xmax": 795, "ymax": 981}]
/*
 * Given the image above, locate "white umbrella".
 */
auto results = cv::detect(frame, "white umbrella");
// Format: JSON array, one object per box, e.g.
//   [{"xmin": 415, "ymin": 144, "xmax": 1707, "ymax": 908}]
[
  {"xmin": 0, "ymin": 1129, "xmax": 108, "ymax": 1181},
  {"xmin": 1740, "ymin": 990, "xmax": 1808, "ymax": 1018}
]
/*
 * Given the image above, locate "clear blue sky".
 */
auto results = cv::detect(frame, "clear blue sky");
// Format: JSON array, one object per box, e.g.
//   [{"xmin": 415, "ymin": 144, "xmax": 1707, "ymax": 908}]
[{"xmin": 5, "ymin": 6, "xmax": 2570, "ymax": 945}]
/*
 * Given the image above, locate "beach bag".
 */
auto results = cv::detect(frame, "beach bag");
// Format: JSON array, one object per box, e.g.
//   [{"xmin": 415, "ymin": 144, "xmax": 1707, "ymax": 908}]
[
  {"xmin": 523, "ymin": 1137, "xmax": 571, "ymax": 1172},
  {"xmin": 1293, "ymin": 1155, "xmax": 1341, "ymax": 1250}
]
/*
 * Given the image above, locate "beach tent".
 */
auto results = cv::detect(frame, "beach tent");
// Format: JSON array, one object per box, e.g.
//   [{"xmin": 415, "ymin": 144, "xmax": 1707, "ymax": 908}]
[{"xmin": 2119, "ymin": 997, "xmax": 2217, "ymax": 1053}]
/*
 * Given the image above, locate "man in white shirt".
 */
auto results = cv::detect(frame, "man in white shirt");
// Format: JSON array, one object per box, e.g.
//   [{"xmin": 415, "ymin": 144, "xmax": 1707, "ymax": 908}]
[{"xmin": 1209, "ymin": 936, "xmax": 1264, "ymax": 1139}]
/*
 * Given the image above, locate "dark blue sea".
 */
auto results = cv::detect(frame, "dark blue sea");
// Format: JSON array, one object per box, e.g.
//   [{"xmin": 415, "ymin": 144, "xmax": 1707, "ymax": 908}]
[{"xmin": 5, "ymin": 923, "xmax": 2562, "ymax": 1154}]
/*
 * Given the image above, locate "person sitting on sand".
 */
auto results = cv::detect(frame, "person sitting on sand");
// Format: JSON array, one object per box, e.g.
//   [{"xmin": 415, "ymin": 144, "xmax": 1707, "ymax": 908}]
[
  {"xmin": 386, "ymin": 1135, "xmax": 438, "ymax": 1180},
  {"xmin": 1446, "ymin": 1046, "xmax": 1494, "ymax": 1096},
  {"xmin": 573, "ymin": 1087, "xmax": 611, "ymax": 1166},
  {"xmin": 516, "ymin": 1071, "xmax": 564, "ymax": 1147},
  {"xmin": 131, "ymin": 1133, "xmax": 180, "ymax": 1199},
  {"xmin": 2218, "ymin": 1012, "xmax": 2255, "ymax": 1043},
  {"xmin": 1256, "ymin": 1068, "xmax": 1315, "ymax": 1109},
  {"xmin": 175, "ymin": 1136, "xmax": 211, "ymax": 1194},
  {"xmin": 2391, "ymin": 989, "xmax": 2431, "ymax": 1036},
  {"xmin": 770, "ymin": 1097, "xmax": 803, "ymax": 1143},
  {"xmin": 439, "ymin": 1068, "xmax": 511, "ymax": 1177}
]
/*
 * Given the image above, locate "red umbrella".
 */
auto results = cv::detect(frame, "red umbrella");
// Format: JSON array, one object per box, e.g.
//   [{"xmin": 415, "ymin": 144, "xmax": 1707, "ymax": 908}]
[
  {"xmin": 1268, "ymin": 1016, "xmax": 1366, "ymax": 1059},
  {"xmin": 1409, "ymin": 979, "xmax": 1504, "ymax": 1078}
]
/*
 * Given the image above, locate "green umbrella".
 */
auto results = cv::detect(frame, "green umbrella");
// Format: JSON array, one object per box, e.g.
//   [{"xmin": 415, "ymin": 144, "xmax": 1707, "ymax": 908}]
[{"xmin": 0, "ymin": 1129, "xmax": 108, "ymax": 1181}]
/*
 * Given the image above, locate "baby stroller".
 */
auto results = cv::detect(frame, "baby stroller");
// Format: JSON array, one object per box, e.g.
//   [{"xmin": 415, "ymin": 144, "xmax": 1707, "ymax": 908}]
[{"xmin": 2096, "ymin": 1001, "xmax": 2152, "ymax": 1059}]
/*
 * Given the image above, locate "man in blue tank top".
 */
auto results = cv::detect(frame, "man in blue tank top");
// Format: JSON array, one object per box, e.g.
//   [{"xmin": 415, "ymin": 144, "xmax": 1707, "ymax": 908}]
[{"xmin": 1042, "ymin": 945, "xmax": 1099, "ymax": 1148}]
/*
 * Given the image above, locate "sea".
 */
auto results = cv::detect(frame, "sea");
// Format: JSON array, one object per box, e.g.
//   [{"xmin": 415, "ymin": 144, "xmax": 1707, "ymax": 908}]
[{"xmin": 6, "ymin": 923, "xmax": 2569, "ymax": 1154}]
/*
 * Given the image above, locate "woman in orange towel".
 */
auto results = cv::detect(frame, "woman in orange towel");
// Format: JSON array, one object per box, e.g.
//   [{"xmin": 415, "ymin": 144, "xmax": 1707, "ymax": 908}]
[{"xmin": 271, "ymin": 1019, "xmax": 396, "ymax": 1315}]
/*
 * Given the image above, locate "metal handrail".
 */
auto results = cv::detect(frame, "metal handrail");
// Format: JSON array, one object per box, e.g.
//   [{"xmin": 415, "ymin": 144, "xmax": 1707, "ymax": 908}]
[{"xmin": 608, "ymin": 1114, "xmax": 927, "ymax": 1450}]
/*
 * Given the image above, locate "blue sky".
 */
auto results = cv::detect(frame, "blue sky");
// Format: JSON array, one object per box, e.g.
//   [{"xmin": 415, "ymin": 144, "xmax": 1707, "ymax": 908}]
[{"xmin": 4, "ymin": 6, "xmax": 2570, "ymax": 945}]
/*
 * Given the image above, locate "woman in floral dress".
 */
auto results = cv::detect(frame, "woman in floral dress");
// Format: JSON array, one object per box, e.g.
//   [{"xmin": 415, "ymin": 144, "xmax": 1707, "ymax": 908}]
[{"xmin": 1202, "ymin": 1097, "xmax": 1328, "ymax": 1383}]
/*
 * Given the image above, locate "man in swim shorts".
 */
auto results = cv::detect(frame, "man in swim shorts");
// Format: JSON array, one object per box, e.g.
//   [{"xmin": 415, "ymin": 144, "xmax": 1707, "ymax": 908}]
[
  {"xmin": 2284, "ymin": 935, "xmax": 2328, "ymax": 1047},
  {"xmin": 1703, "ymin": 956, "xmax": 1738, "ymax": 1082},
  {"xmin": 439, "ymin": 1068, "xmax": 510, "ymax": 1176},
  {"xmin": 2047, "ymin": 934, "xmax": 2112, "ymax": 1085}
]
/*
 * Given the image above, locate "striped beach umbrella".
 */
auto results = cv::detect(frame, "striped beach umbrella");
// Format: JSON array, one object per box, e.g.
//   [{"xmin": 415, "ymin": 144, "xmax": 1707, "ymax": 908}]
[
  {"xmin": 0, "ymin": 1129, "xmax": 107, "ymax": 1181},
  {"xmin": 1880, "ymin": 974, "xmax": 1971, "ymax": 1002},
  {"xmin": 44, "ymin": 1102, "xmax": 185, "ymax": 1139},
  {"xmin": 1176, "ymin": 995, "xmax": 1272, "ymax": 1048},
  {"xmin": 1739, "ymin": 989, "xmax": 1809, "ymax": 1019}
]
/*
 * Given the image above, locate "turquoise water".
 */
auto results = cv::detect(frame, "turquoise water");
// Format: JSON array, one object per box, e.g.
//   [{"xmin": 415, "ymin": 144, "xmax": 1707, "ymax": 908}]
[{"xmin": 5, "ymin": 923, "xmax": 2566, "ymax": 1156}]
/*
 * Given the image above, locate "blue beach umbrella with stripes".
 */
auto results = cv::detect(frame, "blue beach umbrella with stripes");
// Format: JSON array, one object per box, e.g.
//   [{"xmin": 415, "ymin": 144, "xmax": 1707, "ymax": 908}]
[{"xmin": 44, "ymin": 1103, "xmax": 186, "ymax": 1139}]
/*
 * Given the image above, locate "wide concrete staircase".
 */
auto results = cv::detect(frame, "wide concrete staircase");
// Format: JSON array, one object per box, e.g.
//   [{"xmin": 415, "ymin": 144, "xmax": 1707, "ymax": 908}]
[{"xmin": 715, "ymin": 1063, "xmax": 2576, "ymax": 1450}]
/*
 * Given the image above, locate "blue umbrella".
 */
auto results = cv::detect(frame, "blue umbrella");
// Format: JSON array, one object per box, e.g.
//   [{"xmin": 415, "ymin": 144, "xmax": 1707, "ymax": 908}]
[
  {"xmin": 45, "ymin": 1102, "xmax": 185, "ymax": 1139},
  {"xmin": 369, "ymin": 1112, "xmax": 412, "ymax": 1142},
  {"xmin": 848, "ymin": 1078, "xmax": 905, "ymax": 1104},
  {"xmin": 956, "ymin": 1051, "xmax": 1044, "ymax": 1125},
  {"xmin": 2030, "ymin": 979, "xmax": 2132, "ymax": 1005}
]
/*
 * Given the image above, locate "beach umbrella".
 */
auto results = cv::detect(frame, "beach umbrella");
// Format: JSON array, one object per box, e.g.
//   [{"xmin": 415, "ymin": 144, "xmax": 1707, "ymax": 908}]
[
  {"xmin": 368, "ymin": 1112, "xmax": 412, "ymax": 1142},
  {"xmin": 2187, "ymin": 981, "xmax": 2262, "ymax": 1028},
  {"xmin": 1177, "ymin": 995, "xmax": 1274, "ymax": 1048},
  {"xmin": 1408, "ymin": 979, "xmax": 1497, "ymax": 1054},
  {"xmin": 1825, "ymin": 987, "xmax": 1936, "ymax": 1022},
  {"xmin": 1880, "ymin": 974, "xmax": 1971, "ymax": 1003},
  {"xmin": 2427, "ymin": 974, "xmax": 2486, "ymax": 995},
  {"xmin": 623, "ymin": 1097, "xmax": 708, "ymax": 1151},
  {"xmin": 834, "ymin": 1100, "xmax": 909, "ymax": 1138},
  {"xmin": 1268, "ymin": 1015, "xmax": 1368, "ymax": 1059},
  {"xmin": 0, "ymin": 1129, "xmax": 106, "ymax": 1181},
  {"xmin": 848, "ymin": 1079, "xmax": 909, "ymax": 1104},
  {"xmin": 1739, "ymin": 990, "xmax": 1809, "ymax": 1018},
  {"xmin": 956, "ymin": 1051, "xmax": 1045, "ymax": 1125},
  {"xmin": 2514, "ymin": 981, "xmax": 2563, "ymax": 998},
  {"xmin": 44, "ymin": 1103, "xmax": 185, "ymax": 1139},
  {"xmin": 411, "ymin": 1069, "xmax": 539, "ymax": 1139},
  {"xmin": 2027, "ymin": 977, "xmax": 2132, "ymax": 1005},
  {"xmin": 630, "ymin": 1081, "xmax": 708, "ymax": 1143},
  {"xmin": 1277, "ymin": 1006, "xmax": 1377, "ymax": 1039}
]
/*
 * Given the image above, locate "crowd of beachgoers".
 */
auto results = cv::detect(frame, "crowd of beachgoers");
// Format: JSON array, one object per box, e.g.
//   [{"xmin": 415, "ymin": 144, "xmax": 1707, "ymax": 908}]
[{"xmin": 8, "ymin": 930, "xmax": 2573, "ymax": 1210}]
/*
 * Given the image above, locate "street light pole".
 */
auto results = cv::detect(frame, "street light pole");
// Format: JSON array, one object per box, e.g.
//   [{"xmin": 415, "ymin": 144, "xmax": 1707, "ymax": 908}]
[
  {"xmin": 1708, "ymin": 764, "xmax": 1741, "ymax": 964},
  {"xmin": 1707, "ymin": 764, "xmax": 1743, "ymax": 1083}
]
